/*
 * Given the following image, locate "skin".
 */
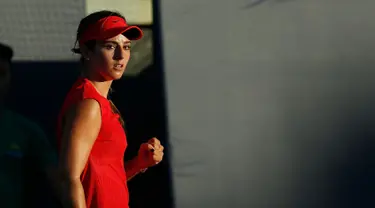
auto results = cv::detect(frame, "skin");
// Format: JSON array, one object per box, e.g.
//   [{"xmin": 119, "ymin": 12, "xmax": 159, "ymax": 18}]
[{"xmin": 59, "ymin": 33, "xmax": 164, "ymax": 208}]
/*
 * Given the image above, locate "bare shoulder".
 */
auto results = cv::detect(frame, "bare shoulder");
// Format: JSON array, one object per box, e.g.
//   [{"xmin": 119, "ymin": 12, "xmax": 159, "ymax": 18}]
[
  {"xmin": 67, "ymin": 99, "xmax": 101, "ymax": 121},
  {"xmin": 60, "ymin": 99, "xmax": 102, "ymax": 155},
  {"xmin": 63, "ymin": 99, "xmax": 102, "ymax": 132}
]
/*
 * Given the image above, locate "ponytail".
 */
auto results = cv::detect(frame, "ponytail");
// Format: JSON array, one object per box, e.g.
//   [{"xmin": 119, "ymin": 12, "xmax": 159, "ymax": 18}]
[{"xmin": 109, "ymin": 100, "xmax": 125, "ymax": 127}]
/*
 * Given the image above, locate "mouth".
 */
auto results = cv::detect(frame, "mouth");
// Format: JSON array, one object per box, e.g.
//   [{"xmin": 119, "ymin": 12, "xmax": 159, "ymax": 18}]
[{"xmin": 113, "ymin": 64, "xmax": 124, "ymax": 70}]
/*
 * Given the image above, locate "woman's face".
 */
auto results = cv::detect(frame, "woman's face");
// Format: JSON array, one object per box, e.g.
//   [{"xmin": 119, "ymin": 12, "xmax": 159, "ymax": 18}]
[{"xmin": 86, "ymin": 34, "xmax": 131, "ymax": 81}]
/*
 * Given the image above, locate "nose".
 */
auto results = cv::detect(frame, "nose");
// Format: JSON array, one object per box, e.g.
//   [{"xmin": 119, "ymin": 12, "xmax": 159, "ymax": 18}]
[{"xmin": 113, "ymin": 46, "xmax": 125, "ymax": 60}]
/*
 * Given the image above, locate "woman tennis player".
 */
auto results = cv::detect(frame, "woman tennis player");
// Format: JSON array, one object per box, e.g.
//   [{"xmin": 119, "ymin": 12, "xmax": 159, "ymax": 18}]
[{"xmin": 57, "ymin": 10, "xmax": 164, "ymax": 208}]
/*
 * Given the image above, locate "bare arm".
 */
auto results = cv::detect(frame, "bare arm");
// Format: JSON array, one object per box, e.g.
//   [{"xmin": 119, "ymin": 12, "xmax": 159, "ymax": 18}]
[
  {"xmin": 124, "ymin": 156, "xmax": 146, "ymax": 181},
  {"xmin": 58, "ymin": 99, "xmax": 101, "ymax": 208}
]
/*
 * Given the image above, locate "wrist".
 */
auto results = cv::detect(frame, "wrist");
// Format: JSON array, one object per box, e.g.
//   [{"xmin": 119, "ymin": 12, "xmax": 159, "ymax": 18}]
[{"xmin": 135, "ymin": 155, "xmax": 148, "ymax": 172}]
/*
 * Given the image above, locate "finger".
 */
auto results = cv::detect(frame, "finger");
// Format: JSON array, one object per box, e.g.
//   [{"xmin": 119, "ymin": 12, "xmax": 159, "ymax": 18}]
[
  {"xmin": 148, "ymin": 141, "xmax": 163, "ymax": 152},
  {"xmin": 151, "ymin": 141, "xmax": 163, "ymax": 150},
  {"xmin": 153, "ymin": 150, "xmax": 164, "ymax": 159},
  {"xmin": 140, "ymin": 143, "xmax": 149, "ymax": 150},
  {"xmin": 152, "ymin": 153, "xmax": 162, "ymax": 162},
  {"xmin": 153, "ymin": 152, "xmax": 164, "ymax": 163},
  {"xmin": 140, "ymin": 143, "xmax": 154, "ymax": 154},
  {"xmin": 152, "ymin": 149, "xmax": 161, "ymax": 156},
  {"xmin": 151, "ymin": 143, "xmax": 161, "ymax": 151},
  {"xmin": 147, "ymin": 143, "xmax": 155, "ymax": 152},
  {"xmin": 154, "ymin": 146, "xmax": 164, "ymax": 153},
  {"xmin": 148, "ymin": 137, "xmax": 160, "ymax": 145}
]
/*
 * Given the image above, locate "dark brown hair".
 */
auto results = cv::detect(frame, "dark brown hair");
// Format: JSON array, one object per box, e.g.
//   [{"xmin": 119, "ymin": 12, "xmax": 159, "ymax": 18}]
[
  {"xmin": 73, "ymin": 10, "xmax": 126, "ymax": 126},
  {"xmin": 71, "ymin": 10, "xmax": 126, "ymax": 61}
]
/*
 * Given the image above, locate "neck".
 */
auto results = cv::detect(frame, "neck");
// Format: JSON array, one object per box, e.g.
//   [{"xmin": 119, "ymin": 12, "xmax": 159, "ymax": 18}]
[
  {"xmin": 82, "ymin": 72, "xmax": 113, "ymax": 98},
  {"xmin": 91, "ymin": 80, "xmax": 112, "ymax": 98}
]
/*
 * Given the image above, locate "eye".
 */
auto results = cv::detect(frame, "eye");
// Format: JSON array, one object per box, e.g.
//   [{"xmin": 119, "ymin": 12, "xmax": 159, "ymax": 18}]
[
  {"xmin": 104, "ymin": 44, "xmax": 116, "ymax": 50},
  {"xmin": 124, "ymin": 45, "xmax": 131, "ymax": 50}
]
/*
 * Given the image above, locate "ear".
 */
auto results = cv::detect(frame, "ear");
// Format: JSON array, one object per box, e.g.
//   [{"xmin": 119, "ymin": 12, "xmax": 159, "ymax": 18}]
[{"xmin": 80, "ymin": 44, "xmax": 91, "ymax": 60}]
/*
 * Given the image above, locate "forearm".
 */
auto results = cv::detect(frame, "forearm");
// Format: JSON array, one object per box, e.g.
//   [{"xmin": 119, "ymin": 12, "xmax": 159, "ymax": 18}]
[
  {"xmin": 61, "ymin": 178, "xmax": 87, "ymax": 208},
  {"xmin": 125, "ymin": 156, "xmax": 146, "ymax": 181}
]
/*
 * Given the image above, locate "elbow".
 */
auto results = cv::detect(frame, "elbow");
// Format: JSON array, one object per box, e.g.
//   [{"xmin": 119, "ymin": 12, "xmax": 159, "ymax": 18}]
[
  {"xmin": 57, "ymin": 167, "xmax": 82, "ymax": 190},
  {"xmin": 59, "ymin": 171, "xmax": 83, "ymax": 198}
]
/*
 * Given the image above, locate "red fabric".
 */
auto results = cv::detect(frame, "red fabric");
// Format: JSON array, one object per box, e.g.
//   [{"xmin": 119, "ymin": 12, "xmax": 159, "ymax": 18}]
[
  {"xmin": 57, "ymin": 77, "xmax": 129, "ymax": 208},
  {"xmin": 79, "ymin": 16, "xmax": 143, "ymax": 45}
]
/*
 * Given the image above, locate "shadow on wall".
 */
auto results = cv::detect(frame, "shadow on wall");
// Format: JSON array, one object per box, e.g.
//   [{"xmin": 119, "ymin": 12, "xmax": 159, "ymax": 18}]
[
  {"xmin": 328, "ymin": 104, "xmax": 375, "ymax": 208},
  {"xmin": 281, "ymin": 84, "xmax": 375, "ymax": 207}
]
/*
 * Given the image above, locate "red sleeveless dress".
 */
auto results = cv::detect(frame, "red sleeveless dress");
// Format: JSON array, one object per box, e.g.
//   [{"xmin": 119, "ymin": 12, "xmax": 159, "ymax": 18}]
[{"xmin": 57, "ymin": 77, "xmax": 129, "ymax": 208}]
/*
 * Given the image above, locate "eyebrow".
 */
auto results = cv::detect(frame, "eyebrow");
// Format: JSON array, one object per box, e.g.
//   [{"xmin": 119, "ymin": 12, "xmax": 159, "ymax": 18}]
[{"xmin": 102, "ymin": 40, "xmax": 131, "ymax": 45}]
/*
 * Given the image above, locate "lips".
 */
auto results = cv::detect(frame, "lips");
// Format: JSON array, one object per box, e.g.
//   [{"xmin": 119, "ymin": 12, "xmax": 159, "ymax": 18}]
[{"xmin": 114, "ymin": 64, "xmax": 124, "ymax": 70}]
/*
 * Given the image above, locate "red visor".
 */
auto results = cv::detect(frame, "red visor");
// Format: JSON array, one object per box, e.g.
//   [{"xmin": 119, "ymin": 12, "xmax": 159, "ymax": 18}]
[{"xmin": 79, "ymin": 16, "xmax": 143, "ymax": 45}]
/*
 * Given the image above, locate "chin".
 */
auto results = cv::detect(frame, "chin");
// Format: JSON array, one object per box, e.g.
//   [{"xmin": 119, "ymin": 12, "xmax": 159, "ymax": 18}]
[
  {"xmin": 108, "ymin": 69, "xmax": 125, "ymax": 80},
  {"xmin": 109, "ymin": 74, "xmax": 124, "ymax": 80}
]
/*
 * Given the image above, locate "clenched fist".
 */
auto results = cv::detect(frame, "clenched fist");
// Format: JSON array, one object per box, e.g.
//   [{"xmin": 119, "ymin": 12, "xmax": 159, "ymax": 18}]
[{"xmin": 137, "ymin": 137, "xmax": 164, "ymax": 169}]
